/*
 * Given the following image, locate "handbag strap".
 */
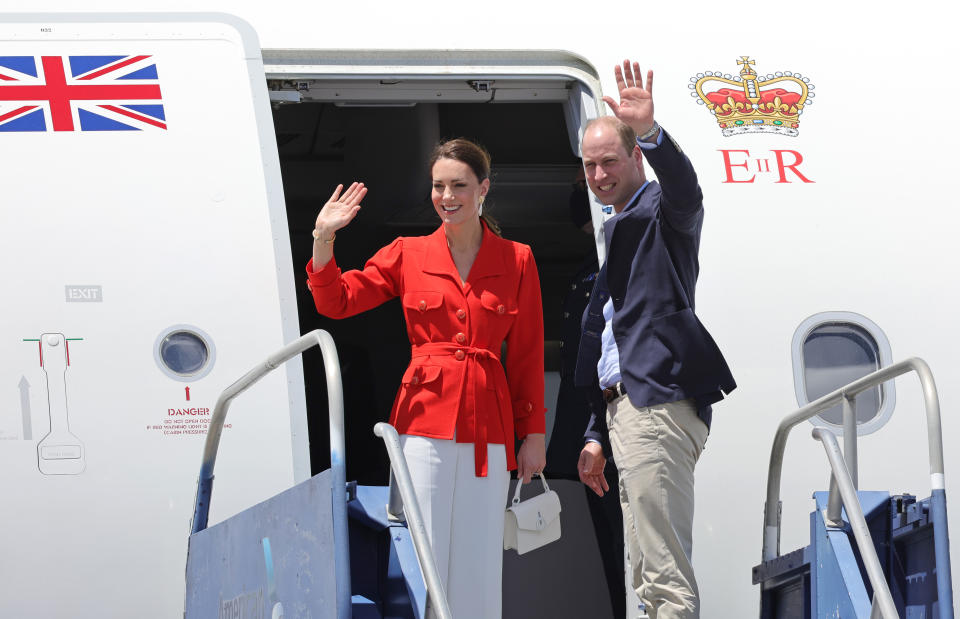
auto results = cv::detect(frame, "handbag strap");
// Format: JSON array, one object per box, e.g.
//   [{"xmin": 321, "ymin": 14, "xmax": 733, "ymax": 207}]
[{"xmin": 511, "ymin": 472, "xmax": 552, "ymax": 505}]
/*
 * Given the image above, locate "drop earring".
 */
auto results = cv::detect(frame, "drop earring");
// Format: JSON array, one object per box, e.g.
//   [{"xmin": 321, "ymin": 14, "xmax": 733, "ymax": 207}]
[{"xmin": 478, "ymin": 195, "xmax": 485, "ymax": 216}]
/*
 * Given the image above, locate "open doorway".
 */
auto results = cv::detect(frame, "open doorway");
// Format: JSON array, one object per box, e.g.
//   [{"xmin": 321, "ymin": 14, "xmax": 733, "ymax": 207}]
[{"xmin": 265, "ymin": 60, "xmax": 602, "ymax": 483}]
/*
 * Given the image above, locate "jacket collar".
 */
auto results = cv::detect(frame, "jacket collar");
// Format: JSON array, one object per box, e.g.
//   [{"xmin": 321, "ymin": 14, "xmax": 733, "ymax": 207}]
[
  {"xmin": 422, "ymin": 222, "xmax": 506, "ymax": 285},
  {"xmin": 620, "ymin": 180, "xmax": 651, "ymax": 214},
  {"xmin": 603, "ymin": 180, "xmax": 654, "ymax": 250}
]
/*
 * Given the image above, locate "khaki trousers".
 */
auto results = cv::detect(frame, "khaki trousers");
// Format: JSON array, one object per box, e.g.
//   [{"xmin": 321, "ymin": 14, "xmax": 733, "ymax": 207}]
[{"xmin": 607, "ymin": 397, "xmax": 708, "ymax": 619}]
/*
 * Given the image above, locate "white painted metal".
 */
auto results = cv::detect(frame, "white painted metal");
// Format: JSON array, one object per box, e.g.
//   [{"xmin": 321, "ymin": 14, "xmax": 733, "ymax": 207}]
[{"xmin": 0, "ymin": 14, "xmax": 307, "ymax": 619}]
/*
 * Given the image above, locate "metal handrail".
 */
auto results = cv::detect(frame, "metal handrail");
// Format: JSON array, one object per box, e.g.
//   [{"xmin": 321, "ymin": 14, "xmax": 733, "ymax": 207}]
[
  {"xmin": 374, "ymin": 422, "xmax": 453, "ymax": 619},
  {"xmin": 812, "ymin": 428, "xmax": 899, "ymax": 619},
  {"xmin": 189, "ymin": 329, "xmax": 351, "ymax": 619},
  {"xmin": 761, "ymin": 357, "xmax": 953, "ymax": 618}
]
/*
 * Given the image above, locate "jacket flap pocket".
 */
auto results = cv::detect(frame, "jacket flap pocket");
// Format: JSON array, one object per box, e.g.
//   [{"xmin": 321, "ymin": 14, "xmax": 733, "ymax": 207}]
[
  {"xmin": 651, "ymin": 308, "xmax": 714, "ymax": 359},
  {"xmin": 401, "ymin": 364, "xmax": 442, "ymax": 386},
  {"xmin": 402, "ymin": 291, "xmax": 443, "ymax": 312},
  {"xmin": 651, "ymin": 308, "xmax": 726, "ymax": 389},
  {"xmin": 480, "ymin": 290, "xmax": 518, "ymax": 315}
]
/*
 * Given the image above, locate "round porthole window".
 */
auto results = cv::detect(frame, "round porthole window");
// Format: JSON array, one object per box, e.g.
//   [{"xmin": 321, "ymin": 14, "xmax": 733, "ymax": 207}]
[
  {"xmin": 791, "ymin": 311, "xmax": 895, "ymax": 436},
  {"xmin": 154, "ymin": 326, "xmax": 216, "ymax": 381}
]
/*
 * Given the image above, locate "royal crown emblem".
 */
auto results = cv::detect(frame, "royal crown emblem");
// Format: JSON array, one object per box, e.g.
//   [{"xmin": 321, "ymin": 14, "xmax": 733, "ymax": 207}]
[{"xmin": 690, "ymin": 57, "xmax": 815, "ymax": 137}]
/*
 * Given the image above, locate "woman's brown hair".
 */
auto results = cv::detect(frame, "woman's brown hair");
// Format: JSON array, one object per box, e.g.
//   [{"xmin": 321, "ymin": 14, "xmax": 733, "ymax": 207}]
[{"xmin": 428, "ymin": 138, "xmax": 502, "ymax": 236}]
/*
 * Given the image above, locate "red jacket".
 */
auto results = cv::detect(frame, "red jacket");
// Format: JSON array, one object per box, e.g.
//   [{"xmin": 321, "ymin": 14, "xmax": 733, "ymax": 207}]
[{"xmin": 306, "ymin": 224, "xmax": 546, "ymax": 476}]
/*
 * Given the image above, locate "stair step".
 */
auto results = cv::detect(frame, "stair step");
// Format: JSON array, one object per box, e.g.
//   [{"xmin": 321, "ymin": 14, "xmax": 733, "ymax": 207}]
[{"xmin": 352, "ymin": 594, "xmax": 381, "ymax": 619}]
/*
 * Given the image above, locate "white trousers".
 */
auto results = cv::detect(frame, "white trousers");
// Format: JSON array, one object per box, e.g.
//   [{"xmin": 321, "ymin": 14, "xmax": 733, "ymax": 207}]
[{"xmin": 400, "ymin": 435, "xmax": 510, "ymax": 619}]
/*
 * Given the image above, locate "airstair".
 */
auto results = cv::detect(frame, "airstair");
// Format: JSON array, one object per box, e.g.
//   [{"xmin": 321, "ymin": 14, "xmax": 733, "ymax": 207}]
[
  {"xmin": 180, "ymin": 331, "xmax": 956, "ymax": 618},
  {"xmin": 183, "ymin": 330, "xmax": 449, "ymax": 619},
  {"xmin": 754, "ymin": 359, "xmax": 954, "ymax": 618}
]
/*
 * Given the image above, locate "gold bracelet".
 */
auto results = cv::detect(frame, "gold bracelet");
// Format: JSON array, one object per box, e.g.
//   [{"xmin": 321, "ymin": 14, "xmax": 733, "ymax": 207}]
[{"xmin": 312, "ymin": 229, "xmax": 335, "ymax": 244}]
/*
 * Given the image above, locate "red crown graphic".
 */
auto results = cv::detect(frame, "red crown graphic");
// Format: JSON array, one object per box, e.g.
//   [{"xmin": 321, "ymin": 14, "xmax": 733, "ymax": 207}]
[{"xmin": 690, "ymin": 57, "xmax": 815, "ymax": 136}]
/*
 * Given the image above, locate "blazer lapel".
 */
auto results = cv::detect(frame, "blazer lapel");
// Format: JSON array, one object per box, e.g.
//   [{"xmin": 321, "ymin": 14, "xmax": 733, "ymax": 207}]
[
  {"xmin": 422, "ymin": 226, "xmax": 462, "ymax": 284},
  {"xmin": 465, "ymin": 225, "xmax": 506, "ymax": 284},
  {"xmin": 604, "ymin": 182, "xmax": 652, "ymax": 254},
  {"xmin": 422, "ymin": 224, "xmax": 506, "ymax": 289}
]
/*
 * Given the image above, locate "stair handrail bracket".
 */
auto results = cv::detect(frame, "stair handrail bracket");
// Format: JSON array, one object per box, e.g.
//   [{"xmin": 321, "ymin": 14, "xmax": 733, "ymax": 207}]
[
  {"xmin": 761, "ymin": 357, "xmax": 952, "ymax": 616},
  {"xmin": 188, "ymin": 329, "xmax": 352, "ymax": 619}
]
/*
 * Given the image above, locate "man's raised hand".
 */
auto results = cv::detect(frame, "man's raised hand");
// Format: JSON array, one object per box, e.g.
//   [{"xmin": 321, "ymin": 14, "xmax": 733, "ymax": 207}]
[{"xmin": 602, "ymin": 60, "xmax": 655, "ymax": 136}]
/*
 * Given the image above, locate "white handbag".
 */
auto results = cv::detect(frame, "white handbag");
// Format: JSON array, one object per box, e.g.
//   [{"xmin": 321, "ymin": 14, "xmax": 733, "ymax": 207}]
[{"xmin": 503, "ymin": 473, "xmax": 562, "ymax": 555}]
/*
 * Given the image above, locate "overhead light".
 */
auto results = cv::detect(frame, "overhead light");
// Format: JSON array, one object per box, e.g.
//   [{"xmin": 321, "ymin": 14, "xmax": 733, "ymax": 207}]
[
  {"xmin": 333, "ymin": 102, "xmax": 418, "ymax": 108},
  {"xmin": 269, "ymin": 90, "xmax": 301, "ymax": 104}
]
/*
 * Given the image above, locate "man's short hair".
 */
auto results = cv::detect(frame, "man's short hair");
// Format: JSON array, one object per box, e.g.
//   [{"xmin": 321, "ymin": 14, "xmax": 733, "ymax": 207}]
[{"xmin": 583, "ymin": 116, "xmax": 637, "ymax": 155}]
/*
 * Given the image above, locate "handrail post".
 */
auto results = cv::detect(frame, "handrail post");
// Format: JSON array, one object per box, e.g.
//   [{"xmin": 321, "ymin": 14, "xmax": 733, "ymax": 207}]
[
  {"xmin": 374, "ymin": 422, "xmax": 452, "ymax": 619},
  {"xmin": 825, "ymin": 473, "xmax": 844, "ymax": 528},
  {"xmin": 842, "ymin": 394, "xmax": 858, "ymax": 488},
  {"xmin": 188, "ymin": 329, "xmax": 351, "ymax": 619},
  {"xmin": 813, "ymin": 428, "xmax": 899, "ymax": 619},
  {"xmin": 911, "ymin": 360, "xmax": 954, "ymax": 619}
]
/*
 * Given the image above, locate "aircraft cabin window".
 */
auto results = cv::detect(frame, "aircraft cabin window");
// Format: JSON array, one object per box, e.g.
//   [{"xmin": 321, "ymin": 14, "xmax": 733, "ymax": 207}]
[
  {"xmin": 154, "ymin": 326, "xmax": 216, "ymax": 381},
  {"xmin": 791, "ymin": 312, "xmax": 895, "ymax": 436}
]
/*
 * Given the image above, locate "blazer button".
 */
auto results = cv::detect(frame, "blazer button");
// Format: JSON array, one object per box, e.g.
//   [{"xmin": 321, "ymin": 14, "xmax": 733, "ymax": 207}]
[
  {"xmin": 455, "ymin": 349, "xmax": 465, "ymax": 361},
  {"xmin": 418, "ymin": 300, "xmax": 427, "ymax": 311},
  {"xmin": 525, "ymin": 402, "xmax": 533, "ymax": 412},
  {"xmin": 455, "ymin": 332, "xmax": 466, "ymax": 344},
  {"xmin": 456, "ymin": 309, "xmax": 466, "ymax": 321},
  {"xmin": 411, "ymin": 375, "xmax": 420, "ymax": 385},
  {"xmin": 497, "ymin": 304, "xmax": 505, "ymax": 314}
]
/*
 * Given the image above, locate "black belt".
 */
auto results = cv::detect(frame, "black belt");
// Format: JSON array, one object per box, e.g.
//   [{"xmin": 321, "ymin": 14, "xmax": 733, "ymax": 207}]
[{"xmin": 602, "ymin": 381, "xmax": 627, "ymax": 403}]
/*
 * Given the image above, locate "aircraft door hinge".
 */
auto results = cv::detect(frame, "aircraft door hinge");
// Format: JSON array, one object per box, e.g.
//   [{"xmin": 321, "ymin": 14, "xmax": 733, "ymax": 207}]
[{"xmin": 468, "ymin": 80, "xmax": 493, "ymax": 93}]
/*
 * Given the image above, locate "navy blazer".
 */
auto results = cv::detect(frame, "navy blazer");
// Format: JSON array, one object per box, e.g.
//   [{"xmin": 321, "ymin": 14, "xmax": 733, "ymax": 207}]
[{"xmin": 575, "ymin": 129, "xmax": 736, "ymax": 454}]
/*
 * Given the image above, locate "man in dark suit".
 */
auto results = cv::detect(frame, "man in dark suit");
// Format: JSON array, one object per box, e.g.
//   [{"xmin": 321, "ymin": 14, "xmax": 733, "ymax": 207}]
[{"xmin": 574, "ymin": 60, "xmax": 736, "ymax": 619}]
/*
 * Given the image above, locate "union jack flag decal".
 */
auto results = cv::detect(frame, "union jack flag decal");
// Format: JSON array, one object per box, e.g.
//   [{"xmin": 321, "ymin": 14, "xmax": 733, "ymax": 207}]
[{"xmin": 0, "ymin": 55, "xmax": 166, "ymax": 132}]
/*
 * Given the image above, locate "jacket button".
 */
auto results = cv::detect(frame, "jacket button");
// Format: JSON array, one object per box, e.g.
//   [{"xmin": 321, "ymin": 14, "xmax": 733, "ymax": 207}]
[
  {"xmin": 455, "ymin": 332, "xmax": 466, "ymax": 344},
  {"xmin": 418, "ymin": 300, "xmax": 427, "ymax": 311},
  {"xmin": 456, "ymin": 309, "xmax": 466, "ymax": 320},
  {"xmin": 411, "ymin": 375, "xmax": 420, "ymax": 385},
  {"xmin": 455, "ymin": 349, "xmax": 465, "ymax": 361},
  {"xmin": 497, "ymin": 304, "xmax": 505, "ymax": 314},
  {"xmin": 525, "ymin": 402, "xmax": 533, "ymax": 412}
]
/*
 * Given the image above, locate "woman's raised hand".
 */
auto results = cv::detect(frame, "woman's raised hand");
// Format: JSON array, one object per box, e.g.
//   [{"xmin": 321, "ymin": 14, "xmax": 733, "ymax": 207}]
[{"xmin": 315, "ymin": 182, "xmax": 367, "ymax": 239}]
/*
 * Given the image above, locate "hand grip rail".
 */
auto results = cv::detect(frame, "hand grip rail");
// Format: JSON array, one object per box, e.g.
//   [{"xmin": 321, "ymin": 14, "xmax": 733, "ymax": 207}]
[
  {"xmin": 374, "ymin": 422, "xmax": 452, "ymax": 619},
  {"xmin": 812, "ymin": 428, "xmax": 899, "ymax": 619},
  {"xmin": 761, "ymin": 357, "xmax": 952, "ymax": 618},
  {"xmin": 189, "ymin": 329, "xmax": 351, "ymax": 619}
]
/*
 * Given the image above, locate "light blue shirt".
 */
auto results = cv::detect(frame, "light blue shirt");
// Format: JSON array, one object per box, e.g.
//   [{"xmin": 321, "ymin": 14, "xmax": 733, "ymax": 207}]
[
  {"xmin": 596, "ymin": 131, "xmax": 661, "ymax": 389},
  {"xmin": 597, "ymin": 296, "xmax": 622, "ymax": 389}
]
